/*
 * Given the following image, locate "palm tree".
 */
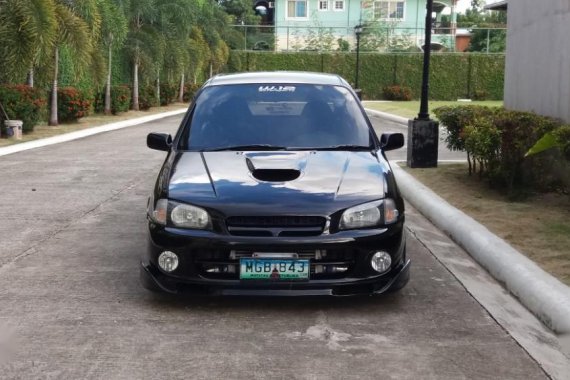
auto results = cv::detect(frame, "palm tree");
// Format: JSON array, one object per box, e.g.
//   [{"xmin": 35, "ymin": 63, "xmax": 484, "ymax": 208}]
[
  {"xmin": 120, "ymin": 0, "xmax": 158, "ymax": 111},
  {"xmin": 48, "ymin": 2, "xmax": 93, "ymax": 125},
  {"xmin": 155, "ymin": 0, "xmax": 194, "ymax": 104},
  {"xmin": 99, "ymin": 0, "xmax": 128, "ymax": 114},
  {"xmin": 0, "ymin": 0, "xmax": 57, "ymax": 85}
]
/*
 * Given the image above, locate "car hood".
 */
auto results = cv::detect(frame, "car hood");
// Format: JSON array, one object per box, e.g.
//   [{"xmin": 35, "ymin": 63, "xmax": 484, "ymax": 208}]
[{"xmin": 167, "ymin": 151, "xmax": 389, "ymax": 216}]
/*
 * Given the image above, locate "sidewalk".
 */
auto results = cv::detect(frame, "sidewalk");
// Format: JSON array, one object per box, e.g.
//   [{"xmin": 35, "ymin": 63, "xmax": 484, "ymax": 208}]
[{"xmin": 0, "ymin": 108, "xmax": 187, "ymax": 157}]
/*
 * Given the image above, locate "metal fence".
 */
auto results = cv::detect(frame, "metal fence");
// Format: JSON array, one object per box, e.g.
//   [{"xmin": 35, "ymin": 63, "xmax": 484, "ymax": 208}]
[{"xmin": 230, "ymin": 25, "xmax": 507, "ymax": 54}]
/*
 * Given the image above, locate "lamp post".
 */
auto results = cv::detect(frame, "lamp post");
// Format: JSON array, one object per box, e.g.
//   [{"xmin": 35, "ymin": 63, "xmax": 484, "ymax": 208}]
[
  {"xmin": 407, "ymin": 0, "xmax": 439, "ymax": 168},
  {"xmin": 354, "ymin": 24, "xmax": 363, "ymax": 99}
]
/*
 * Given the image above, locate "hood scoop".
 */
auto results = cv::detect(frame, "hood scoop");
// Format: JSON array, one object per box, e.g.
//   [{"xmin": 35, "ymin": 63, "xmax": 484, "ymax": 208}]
[
  {"xmin": 251, "ymin": 168, "xmax": 301, "ymax": 182},
  {"xmin": 245, "ymin": 155, "xmax": 302, "ymax": 182}
]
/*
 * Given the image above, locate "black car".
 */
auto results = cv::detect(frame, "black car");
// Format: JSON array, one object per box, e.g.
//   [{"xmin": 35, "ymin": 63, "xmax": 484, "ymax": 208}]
[{"xmin": 142, "ymin": 71, "xmax": 409, "ymax": 296}]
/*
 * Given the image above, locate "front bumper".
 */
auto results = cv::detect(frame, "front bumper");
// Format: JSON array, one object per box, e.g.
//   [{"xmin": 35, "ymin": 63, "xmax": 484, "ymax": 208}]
[{"xmin": 141, "ymin": 223, "xmax": 409, "ymax": 296}]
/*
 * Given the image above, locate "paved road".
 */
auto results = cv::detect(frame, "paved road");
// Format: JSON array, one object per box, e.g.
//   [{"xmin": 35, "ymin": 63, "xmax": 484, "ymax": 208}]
[
  {"xmin": 0, "ymin": 115, "xmax": 547, "ymax": 379},
  {"xmin": 367, "ymin": 112, "xmax": 466, "ymax": 162}
]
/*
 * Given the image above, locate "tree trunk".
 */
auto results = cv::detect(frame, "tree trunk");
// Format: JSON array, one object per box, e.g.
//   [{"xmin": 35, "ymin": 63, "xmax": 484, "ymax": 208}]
[
  {"xmin": 104, "ymin": 44, "xmax": 112, "ymax": 115},
  {"xmin": 179, "ymin": 73, "xmax": 185, "ymax": 103},
  {"xmin": 26, "ymin": 68, "xmax": 34, "ymax": 87},
  {"xmin": 132, "ymin": 61, "xmax": 139, "ymax": 111},
  {"xmin": 209, "ymin": 62, "xmax": 213, "ymax": 78},
  {"xmin": 156, "ymin": 70, "xmax": 160, "ymax": 107},
  {"xmin": 49, "ymin": 47, "xmax": 59, "ymax": 126}
]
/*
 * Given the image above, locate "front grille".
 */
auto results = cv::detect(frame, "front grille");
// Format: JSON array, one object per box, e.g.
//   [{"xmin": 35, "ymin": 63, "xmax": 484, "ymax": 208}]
[{"xmin": 226, "ymin": 216, "xmax": 326, "ymax": 237}]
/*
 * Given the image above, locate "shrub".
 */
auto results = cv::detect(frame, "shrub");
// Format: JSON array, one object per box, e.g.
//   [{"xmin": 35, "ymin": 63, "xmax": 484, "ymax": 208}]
[
  {"xmin": 94, "ymin": 85, "xmax": 132, "ymax": 115},
  {"xmin": 491, "ymin": 109, "xmax": 560, "ymax": 191},
  {"xmin": 433, "ymin": 105, "xmax": 492, "ymax": 152},
  {"xmin": 0, "ymin": 85, "xmax": 46, "ymax": 134},
  {"xmin": 57, "ymin": 87, "xmax": 92, "ymax": 122},
  {"xmin": 138, "ymin": 85, "xmax": 157, "ymax": 111},
  {"xmin": 383, "ymin": 85, "xmax": 413, "ymax": 101},
  {"xmin": 463, "ymin": 116, "xmax": 501, "ymax": 178},
  {"xmin": 472, "ymin": 90, "xmax": 488, "ymax": 101},
  {"xmin": 182, "ymin": 83, "xmax": 201, "ymax": 103},
  {"xmin": 159, "ymin": 83, "xmax": 177, "ymax": 106},
  {"xmin": 554, "ymin": 125, "xmax": 570, "ymax": 160},
  {"xmin": 435, "ymin": 105, "xmax": 564, "ymax": 194}
]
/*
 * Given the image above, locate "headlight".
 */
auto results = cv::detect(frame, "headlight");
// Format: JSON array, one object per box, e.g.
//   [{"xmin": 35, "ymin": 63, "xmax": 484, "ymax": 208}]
[
  {"xmin": 149, "ymin": 198, "xmax": 211, "ymax": 230},
  {"xmin": 171, "ymin": 202, "xmax": 211, "ymax": 229},
  {"xmin": 339, "ymin": 199, "xmax": 399, "ymax": 230}
]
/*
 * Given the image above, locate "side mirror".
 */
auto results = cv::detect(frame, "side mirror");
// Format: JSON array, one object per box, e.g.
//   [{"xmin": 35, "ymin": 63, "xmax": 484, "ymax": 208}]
[
  {"xmin": 380, "ymin": 133, "xmax": 405, "ymax": 151},
  {"xmin": 147, "ymin": 133, "xmax": 172, "ymax": 151}
]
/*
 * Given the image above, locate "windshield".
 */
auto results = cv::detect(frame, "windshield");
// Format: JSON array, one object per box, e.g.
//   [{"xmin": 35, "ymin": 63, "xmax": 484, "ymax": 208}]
[{"xmin": 180, "ymin": 84, "xmax": 372, "ymax": 151}]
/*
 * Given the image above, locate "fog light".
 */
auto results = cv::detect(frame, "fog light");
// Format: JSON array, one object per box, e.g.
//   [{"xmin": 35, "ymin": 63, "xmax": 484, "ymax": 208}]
[
  {"xmin": 158, "ymin": 251, "xmax": 179, "ymax": 272},
  {"xmin": 371, "ymin": 251, "xmax": 391, "ymax": 273}
]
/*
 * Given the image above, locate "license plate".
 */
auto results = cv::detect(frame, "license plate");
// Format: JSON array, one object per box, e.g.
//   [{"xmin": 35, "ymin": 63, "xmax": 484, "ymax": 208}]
[{"xmin": 239, "ymin": 258, "xmax": 309, "ymax": 280}]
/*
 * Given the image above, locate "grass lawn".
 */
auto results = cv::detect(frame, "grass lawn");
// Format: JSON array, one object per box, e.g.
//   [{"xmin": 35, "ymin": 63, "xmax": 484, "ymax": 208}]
[
  {"xmin": 0, "ymin": 103, "xmax": 188, "ymax": 148},
  {"xmin": 402, "ymin": 163, "xmax": 570, "ymax": 286},
  {"xmin": 363, "ymin": 100, "xmax": 504, "ymax": 119}
]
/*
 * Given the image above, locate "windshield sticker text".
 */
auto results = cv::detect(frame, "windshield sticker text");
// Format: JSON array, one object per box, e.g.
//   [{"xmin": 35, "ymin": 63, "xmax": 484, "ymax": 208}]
[{"xmin": 258, "ymin": 86, "xmax": 296, "ymax": 93}]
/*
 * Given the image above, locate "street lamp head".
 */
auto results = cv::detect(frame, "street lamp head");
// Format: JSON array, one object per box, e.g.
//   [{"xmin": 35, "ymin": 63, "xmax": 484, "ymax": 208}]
[{"xmin": 354, "ymin": 25, "xmax": 363, "ymax": 36}]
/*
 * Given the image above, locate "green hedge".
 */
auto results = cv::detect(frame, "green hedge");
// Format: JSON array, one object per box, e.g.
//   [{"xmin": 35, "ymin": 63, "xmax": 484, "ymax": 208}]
[{"xmin": 227, "ymin": 52, "xmax": 505, "ymax": 101}]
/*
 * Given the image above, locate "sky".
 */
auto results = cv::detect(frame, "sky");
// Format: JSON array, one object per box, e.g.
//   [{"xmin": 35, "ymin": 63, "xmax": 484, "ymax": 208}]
[{"xmin": 455, "ymin": 0, "xmax": 503, "ymax": 14}]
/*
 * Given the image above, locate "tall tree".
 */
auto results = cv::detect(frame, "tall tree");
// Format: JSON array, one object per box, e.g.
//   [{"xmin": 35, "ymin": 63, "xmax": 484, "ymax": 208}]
[
  {"xmin": 99, "ymin": 0, "xmax": 128, "ymax": 114},
  {"xmin": 48, "ymin": 1, "xmax": 93, "ymax": 125},
  {"xmin": 121, "ymin": 0, "xmax": 158, "ymax": 110},
  {"xmin": 156, "ymin": 0, "xmax": 196, "ymax": 103}
]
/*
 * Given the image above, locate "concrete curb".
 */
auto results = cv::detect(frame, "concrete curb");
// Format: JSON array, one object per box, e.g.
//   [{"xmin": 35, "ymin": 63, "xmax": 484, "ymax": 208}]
[
  {"xmin": 391, "ymin": 163, "xmax": 570, "ymax": 334},
  {"xmin": 364, "ymin": 108, "xmax": 409, "ymax": 125},
  {"xmin": 0, "ymin": 108, "xmax": 187, "ymax": 157}
]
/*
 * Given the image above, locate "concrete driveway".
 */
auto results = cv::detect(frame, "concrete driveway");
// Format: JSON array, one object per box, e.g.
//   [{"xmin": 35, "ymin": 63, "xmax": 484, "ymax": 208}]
[{"xmin": 0, "ymin": 115, "xmax": 548, "ymax": 379}]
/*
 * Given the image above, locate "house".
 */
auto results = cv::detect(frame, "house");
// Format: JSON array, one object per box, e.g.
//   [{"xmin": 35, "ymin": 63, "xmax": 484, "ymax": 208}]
[
  {"xmin": 252, "ymin": 0, "xmax": 459, "ymax": 51},
  {"xmin": 485, "ymin": 0, "xmax": 570, "ymax": 123}
]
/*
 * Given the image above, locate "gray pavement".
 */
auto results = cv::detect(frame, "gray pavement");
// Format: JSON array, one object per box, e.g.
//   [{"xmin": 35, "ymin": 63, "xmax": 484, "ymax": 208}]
[
  {"xmin": 367, "ymin": 112, "xmax": 466, "ymax": 162},
  {"xmin": 0, "ymin": 115, "xmax": 549, "ymax": 379}
]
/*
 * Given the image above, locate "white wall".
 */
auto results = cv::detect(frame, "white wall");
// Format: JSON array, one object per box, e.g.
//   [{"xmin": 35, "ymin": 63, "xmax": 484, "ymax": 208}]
[{"xmin": 504, "ymin": 0, "xmax": 570, "ymax": 123}]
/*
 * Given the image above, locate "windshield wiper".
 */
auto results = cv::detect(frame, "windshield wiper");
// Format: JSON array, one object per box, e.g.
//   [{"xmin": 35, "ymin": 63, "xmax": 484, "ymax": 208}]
[
  {"xmin": 298, "ymin": 145, "xmax": 373, "ymax": 151},
  {"xmin": 205, "ymin": 144, "xmax": 287, "ymax": 152}
]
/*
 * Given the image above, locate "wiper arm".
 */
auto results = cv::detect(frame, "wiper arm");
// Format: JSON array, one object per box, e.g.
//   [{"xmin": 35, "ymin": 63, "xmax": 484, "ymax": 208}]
[
  {"xmin": 205, "ymin": 144, "xmax": 287, "ymax": 152},
  {"xmin": 302, "ymin": 145, "xmax": 373, "ymax": 151}
]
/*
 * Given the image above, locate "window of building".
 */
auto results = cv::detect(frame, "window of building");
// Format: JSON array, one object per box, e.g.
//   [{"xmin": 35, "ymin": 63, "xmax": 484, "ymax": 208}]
[
  {"xmin": 373, "ymin": 0, "xmax": 405, "ymax": 20},
  {"xmin": 333, "ymin": 0, "xmax": 345, "ymax": 11},
  {"xmin": 287, "ymin": 0, "xmax": 308, "ymax": 18},
  {"xmin": 318, "ymin": 0, "xmax": 329, "ymax": 11}
]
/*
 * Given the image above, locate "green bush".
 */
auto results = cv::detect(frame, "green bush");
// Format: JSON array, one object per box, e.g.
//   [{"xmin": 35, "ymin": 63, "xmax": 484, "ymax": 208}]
[
  {"xmin": 0, "ymin": 84, "xmax": 46, "ymax": 133},
  {"xmin": 463, "ymin": 116, "xmax": 501, "ymax": 178},
  {"xmin": 159, "ymin": 83, "xmax": 177, "ymax": 106},
  {"xmin": 383, "ymin": 85, "xmax": 413, "ymax": 101},
  {"xmin": 433, "ymin": 105, "xmax": 492, "ymax": 152},
  {"xmin": 554, "ymin": 125, "xmax": 570, "ymax": 160},
  {"xmin": 138, "ymin": 85, "xmax": 157, "ymax": 111},
  {"xmin": 57, "ymin": 87, "xmax": 92, "ymax": 123},
  {"xmin": 183, "ymin": 83, "xmax": 202, "ymax": 103},
  {"xmin": 491, "ymin": 109, "xmax": 560, "ymax": 191},
  {"xmin": 228, "ymin": 52, "xmax": 505, "ymax": 101},
  {"xmin": 94, "ymin": 85, "xmax": 132, "ymax": 114},
  {"xmin": 435, "ymin": 105, "xmax": 564, "ymax": 194}
]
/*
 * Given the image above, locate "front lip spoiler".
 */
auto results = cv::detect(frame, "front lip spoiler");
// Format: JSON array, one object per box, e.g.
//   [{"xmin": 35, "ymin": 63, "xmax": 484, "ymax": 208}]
[{"xmin": 140, "ymin": 259, "xmax": 410, "ymax": 297}]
